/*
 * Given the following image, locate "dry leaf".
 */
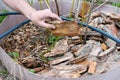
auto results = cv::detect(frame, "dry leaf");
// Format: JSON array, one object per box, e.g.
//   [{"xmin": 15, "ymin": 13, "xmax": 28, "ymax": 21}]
[{"xmin": 79, "ymin": 1, "xmax": 90, "ymax": 17}]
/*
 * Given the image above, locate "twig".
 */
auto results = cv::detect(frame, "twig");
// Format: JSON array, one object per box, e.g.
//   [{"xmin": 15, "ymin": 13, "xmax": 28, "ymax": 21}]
[
  {"xmin": 44, "ymin": 0, "xmax": 51, "ymax": 9},
  {"xmin": 98, "ymin": 46, "xmax": 116, "ymax": 57},
  {"xmin": 54, "ymin": 0, "xmax": 60, "ymax": 16},
  {"xmin": 93, "ymin": 0, "xmax": 109, "ymax": 12},
  {"xmin": 85, "ymin": 0, "xmax": 109, "ymax": 19},
  {"xmin": 84, "ymin": 0, "xmax": 94, "ymax": 44},
  {"xmin": 39, "ymin": 0, "xmax": 43, "ymax": 10},
  {"xmin": 69, "ymin": 0, "xmax": 75, "ymax": 18},
  {"xmin": 83, "ymin": 0, "xmax": 110, "ymax": 44},
  {"xmin": 30, "ymin": 46, "xmax": 45, "ymax": 56},
  {"xmin": 75, "ymin": 0, "xmax": 82, "ymax": 22}
]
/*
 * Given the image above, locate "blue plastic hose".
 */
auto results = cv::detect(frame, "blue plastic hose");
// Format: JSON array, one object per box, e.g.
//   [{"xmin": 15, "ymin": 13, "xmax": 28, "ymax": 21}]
[
  {"xmin": 0, "ymin": 12, "xmax": 120, "ymax": 44},
  {"xmin": 0, "ymin": 12, "xmax": 30, "ymax": 39},
  {"xmin": 61, "ymin": 16, "xmax": 120, "ymax": 44},
  {"xmin": 0, "ymin": 20, "xmax": 30, "ymax": 39},
  {"xmin": 0, "ymin": 12, "xmax": 21, "ymax": 16}
]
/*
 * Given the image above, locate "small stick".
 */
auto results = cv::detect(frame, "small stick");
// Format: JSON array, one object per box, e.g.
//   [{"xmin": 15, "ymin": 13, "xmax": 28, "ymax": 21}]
[
  {"xmin": 55, "ymin": 0, "xmax": 60, "ymax": 16},
  {"xmin": 92, "ymin": 0, "xmax": 109, "ymax": 12},
  {"xmin": 44, "ymin": 0, "xmax": 51, "ymax": 9},
  {"xmin": 85, "ymin": 0, "xmax": 109, "ymax": 19},
  {"xmin": 69, "ymin": 0, "xmax": 75, "ymax": 18},
  {"xmin": 84, "ymin": 0, "xmax": 94, "ymax": 44},
  {"xmin": 75, "ymin": 0, "xmax": 82, "ymax": 22},
  {"xmin": 39, "ymin": 0, "xmax": 43, "ymax": 10}
]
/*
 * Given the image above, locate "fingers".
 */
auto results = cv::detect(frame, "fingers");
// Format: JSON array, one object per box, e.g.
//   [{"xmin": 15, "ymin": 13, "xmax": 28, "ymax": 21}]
[
  {"xmin": 30, "ymin": 9, "xmax": 61, "ymax": 29},
  {"xmin": 38, "ymin": 21, "xmax": 56, "ymax": 29},
  {"xmin": 45, "ymin": 9, "xmax": 62, "ymax": 21},
  {"xmin": 50, "ymin": 13, "xmax": 62, "ymax": 21}
]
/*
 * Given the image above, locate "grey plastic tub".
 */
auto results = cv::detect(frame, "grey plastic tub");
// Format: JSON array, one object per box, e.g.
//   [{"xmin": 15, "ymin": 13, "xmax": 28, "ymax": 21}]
[{"xmin": 0, "ymin": 0, "xmax": 120, "ymax": 80}]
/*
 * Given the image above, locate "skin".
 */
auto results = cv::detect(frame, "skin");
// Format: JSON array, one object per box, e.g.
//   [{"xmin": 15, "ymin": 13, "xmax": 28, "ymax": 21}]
[{"xmin": 2, "ymin": 0, "xmax": 61, "ymax": 29}]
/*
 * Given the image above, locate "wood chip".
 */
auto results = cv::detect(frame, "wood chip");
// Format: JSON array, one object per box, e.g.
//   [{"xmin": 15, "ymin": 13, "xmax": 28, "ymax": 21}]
[
  {"xmin": 58, "ymin": 65, "xmax": 87, "ymax": 78},
  {"xmin": 105, "ymin": 38, "xmax": 116, "ymax": 47},
  {"xmin": 41, "ymin": 69, "xmax": 59, "ymax": 77},
  {"xmin": 34, "ymin": 67, "xmax": 44, "ymax": 73},
  {"xmin": 50, "ymin": 21, "xmax": 80, "ymax": 36},
  {"xmin": 77, "ymin": 59, "xmax": 89, "ymax": 66},
  {"xmin": 90, "ymin": 47, "xmax": 102, "ymax": 56},
  {"xmin": 74, "ymin": 43, "xmax": 93, "ymax": 57},
  {"xmin": 101, "ymin": 43, "xmax": 107, "ymax": 51},
  {"xmin": 106, "ymin": 22, "xmax": 118, "ymax": 37},
  {"xmin": 52, "ymin": 64, "xmax": 84, "ymax": 71},
  {"xmin": 44, "ymin": 39, "xmax": 69, "ymax": 57},
  {"xmin": 59, "ymin": 72, "xmax": 81, "ymax": 78},
  {"xmin": 69, "ymin": 55, "xmax": 88, "ymax": 64},
  {"xmin": 98, "ymin": 46, "xmax": 116, "ymax": 57},
  {"xmin": 102, "ymin": 11, "xmax": 120, "ymax": 21},
  {"xmin": 88, "ymin": 61, "xmax": 97, "ymax": 74},
  {"xmin": 50, "ymin": 52, "xmax": 73, "ymax": 65},
  {"xmin": 71, "ymin": 45, "xmax": 82, "ymax": 53},
  {"xmin": 18, "ymin": 57, "xmax": 44, "ymax": 68}
]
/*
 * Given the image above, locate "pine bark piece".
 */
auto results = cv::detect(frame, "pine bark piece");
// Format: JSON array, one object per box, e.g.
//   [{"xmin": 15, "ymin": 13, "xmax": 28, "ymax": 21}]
[
  {"xmin": 69, "ymin": 55, "xmax": 88, "ymax": 64},
  {"xmin": 102, "ymin": 11, "xmax": 120, "ymax": 21},
  {"xmin": 52, "ymin": 64, "xmax": 84, "ymax": 70},
  {"xmin": 101, "ymin": 43, "xmax": 107, "ymax": 51},
  {"xmin": 98, "ymin": 46, "xmax": 116, "ymax": 57},
  {"xmin": 38, "ymin": 68, "xmax": 51, "ymax": 75},
  {"xmin": 90, "ymin": 12, "xmax": 102, "ymax": 20},
  {"xmin": 58, "ymin": 65, "xmax": 87, "ymax": 78},
  {"xmin": 71, "ymin": 45, "xmax": 82, "ymax": 53},
  {"xmin": 90, "ymin": 47, "xmax": 102, "ymax": 56},
  {"xmin": 88, "ymin": 61, "xmax": 97, "ymax": 74},
  {"xmin": 50, "ymin": 21, "xmax": 80, "ymax": 36},
  {"xmin": 98, "ymin": 39, "xmax": 116, "ymax": 57},
  {"xmin": 34, "ymin": 67, "xmax": 44, "ymax": 73},
  {"xmin": 59, "ymin": 72, "xmax": 81, "ymax": 78},
  {"xmin": 50, "ymin": 52, "xmax": 73, "ymax": 65},
  {"xmin": 74, "ymin": 43, "xmax": 93, "ymax": 57},
  {"xmin": 41, "ymin": 69, "xmax": 59, "ymax": 77},
  {"xmin": 19, "ymin": 57, "xmax": 44, "ymax": 68},
  {"xmin": 44, "ymin": 39, "xmax": 69, "ymax": 57},
  {"xmin": 76, "ymin": 59, "xmax": 89, "ymax": 66},
  {"xmin": 106, "ymin": 24, "xmax": 118, "ymax": 37}
]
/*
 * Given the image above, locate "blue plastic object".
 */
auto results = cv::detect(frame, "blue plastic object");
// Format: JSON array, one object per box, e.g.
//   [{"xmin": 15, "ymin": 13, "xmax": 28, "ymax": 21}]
[{"xmin": 0, "ymin": 12, "xmax": 21, "ymax": 16}]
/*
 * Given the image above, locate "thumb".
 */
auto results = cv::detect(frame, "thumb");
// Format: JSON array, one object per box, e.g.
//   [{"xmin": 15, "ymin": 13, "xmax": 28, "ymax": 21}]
[{"xmin": 38, "ymin": 21, "xmax": 56, "ymax": 29}]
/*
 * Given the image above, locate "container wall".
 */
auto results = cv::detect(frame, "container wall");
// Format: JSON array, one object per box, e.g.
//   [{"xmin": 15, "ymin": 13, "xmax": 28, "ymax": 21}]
[{"xmin": 0, "ymin": 0, "xmax": 120, "ymax": 80}]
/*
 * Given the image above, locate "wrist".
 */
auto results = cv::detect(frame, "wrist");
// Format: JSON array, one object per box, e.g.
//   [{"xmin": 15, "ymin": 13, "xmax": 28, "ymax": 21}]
[{"xmin": 23, "ymin": 8, "xmax": 37, "ymax": 20}]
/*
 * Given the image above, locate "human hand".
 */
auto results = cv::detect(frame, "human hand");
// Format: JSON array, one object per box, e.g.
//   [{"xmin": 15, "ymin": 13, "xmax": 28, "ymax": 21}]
[{"xmin": 27, "ymin": 9, "xmax": 62, "ymax": 29}]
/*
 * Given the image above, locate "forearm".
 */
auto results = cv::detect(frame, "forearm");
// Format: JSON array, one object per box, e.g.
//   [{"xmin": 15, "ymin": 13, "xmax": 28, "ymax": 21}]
[
  {"xmin": 2, "ymin": 0, "xmax": 61, "ymax": 29},
  {"xmin": 2, "ymin": 0, "xmax": 36, "ymax": 18}
]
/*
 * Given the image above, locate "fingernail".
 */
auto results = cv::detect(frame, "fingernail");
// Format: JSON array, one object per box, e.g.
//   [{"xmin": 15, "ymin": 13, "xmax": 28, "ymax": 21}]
[
  {"xmin": 51, "ymin": 26, "xmax": 56, "ymax": 30},
  {"xmin": 60, "ymin": 18, "xmax": 63, "ymax": 21}
]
